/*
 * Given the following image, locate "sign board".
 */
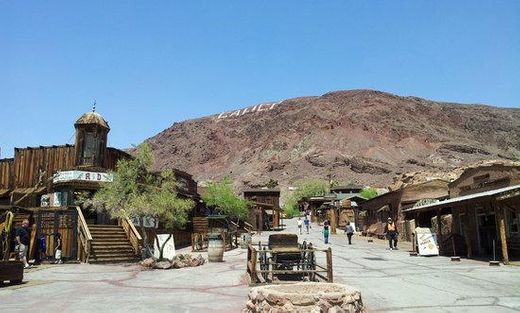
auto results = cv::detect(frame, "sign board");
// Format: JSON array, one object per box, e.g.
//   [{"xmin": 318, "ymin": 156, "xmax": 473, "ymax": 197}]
[
  {"xmin": 415, "ymin": 227, "xmax": 439, "ymax": 256},
  {"xmin": 131, "ymin": 217, "xmax": 159, "ymax": 229},
  {"xmin": 153, "ymin": 234, "xmax": 176, "ymax": 260},
  {"xmin": 52, "ymin": 192, "xmax": 68, "ymax": 207},
  {"xmin": 53, "ymin": 170, "xmax": 113, "ymax": 184}
]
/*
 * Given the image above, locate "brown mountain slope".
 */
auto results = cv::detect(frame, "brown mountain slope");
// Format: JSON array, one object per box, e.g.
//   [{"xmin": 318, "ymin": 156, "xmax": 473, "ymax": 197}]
[{"xmin": 146, "ymin": 89, "xmax": 520, "ymax": 189}]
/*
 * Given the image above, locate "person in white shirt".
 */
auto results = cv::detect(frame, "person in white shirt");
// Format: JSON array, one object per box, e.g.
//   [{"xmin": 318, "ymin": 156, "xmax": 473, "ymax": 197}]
[
  {"xmin": 297, "ymin": 217, "xmax": 303, "ymax": 234},
  {"xmin": 345, "ymin": 222, "xmax": 354, "ymax": 245}
]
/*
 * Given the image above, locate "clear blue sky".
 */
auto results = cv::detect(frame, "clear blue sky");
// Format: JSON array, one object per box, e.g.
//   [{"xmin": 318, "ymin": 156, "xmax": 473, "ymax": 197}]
[{"xmin": 1, "ymin": 1, "xmax": 519, "ymax": 158}]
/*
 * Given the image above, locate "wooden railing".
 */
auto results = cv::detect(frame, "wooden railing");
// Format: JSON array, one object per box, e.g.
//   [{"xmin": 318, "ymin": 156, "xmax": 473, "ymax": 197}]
[
  {"xmin": 75, "ymin": 206, "xmax": 92, "ymax": 263},
  {"xmin": 120, "ymin": 217, "xmax": 143, "ymax": 256},
  {"xmin": 244, "ymin": 221, "xmax": 254, "ymax": 233}
]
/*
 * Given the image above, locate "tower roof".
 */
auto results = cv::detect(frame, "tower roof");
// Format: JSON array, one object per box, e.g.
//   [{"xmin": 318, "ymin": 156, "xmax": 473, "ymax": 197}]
[{"xmin": 75, "ymin": 111, "xmax": 110, "ymax": 130}]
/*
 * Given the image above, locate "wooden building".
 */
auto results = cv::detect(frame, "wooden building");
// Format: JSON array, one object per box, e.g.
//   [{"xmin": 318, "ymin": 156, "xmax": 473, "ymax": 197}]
[
  {"xmin": 243, "ymin": 189, "xmax": 281, "ymax": 231},
  {"xmin": 0, "ymin": 109, "xmax": 200, "ymax": 263},
  {"xmin": 0, "ymin": 110, "xmax": 130, "ymax": 211},
  {"xmin": 403, "ymin": 163, "xmax": 520, "ymax": 263},
  {"xmin": 359, "ymin": 179, "xmax": 449, "ymax": 240}
]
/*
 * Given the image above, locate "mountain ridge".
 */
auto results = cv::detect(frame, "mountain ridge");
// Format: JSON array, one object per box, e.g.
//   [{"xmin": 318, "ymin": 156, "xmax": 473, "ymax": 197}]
[{"xmin": 145, "ymin": 89, "xmax": 520, "ymax": 190}]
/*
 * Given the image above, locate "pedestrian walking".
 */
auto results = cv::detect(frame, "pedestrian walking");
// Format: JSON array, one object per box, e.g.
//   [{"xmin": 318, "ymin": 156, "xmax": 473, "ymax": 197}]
[
  {"xmin": 323, "ymin": 222, "xmax": 330, "ymax": 244},
  {"xmin": 16, "ymin": 219, "xmax": 32, "ymax": 268},
  {"xmin": 384, "ymin": 217, "xmax": 398, "ymax": 250},
  {"xmin": 54, "ymin": 233, "xmax": 63, "ymax": 264},
  {"xmin": 297, "ymin": 217, "xmax": 303, "ymax": 234},
  {"xmin": 38, "ymin": 233, "xmax": 47, "ymax": 262},
  {"xmin": 304, "ymin": 216, "xmax": 310, "ymax": 234},
  {"xmin": 345, "ymin": 222, "xmax": 354, "ymax": 245}
]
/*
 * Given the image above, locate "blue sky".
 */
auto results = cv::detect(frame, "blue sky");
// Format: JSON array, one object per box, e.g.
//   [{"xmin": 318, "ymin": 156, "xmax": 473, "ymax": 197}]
[{"xmin": 1, "ymin": 1, "xmax": 519, "ymax": 158}]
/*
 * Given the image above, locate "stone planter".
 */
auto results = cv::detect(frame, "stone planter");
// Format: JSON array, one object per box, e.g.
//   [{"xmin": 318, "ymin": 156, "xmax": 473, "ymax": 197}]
[{"xmin": 244, "ymin": 282, "xmax": 366, "ymax": 313}]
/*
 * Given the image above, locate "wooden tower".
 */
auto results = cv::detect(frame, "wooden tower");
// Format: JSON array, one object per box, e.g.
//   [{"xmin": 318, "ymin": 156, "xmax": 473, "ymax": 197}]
[{"xmin": 74, "ymin": 107, "xmax": 110, "ymax": 168}]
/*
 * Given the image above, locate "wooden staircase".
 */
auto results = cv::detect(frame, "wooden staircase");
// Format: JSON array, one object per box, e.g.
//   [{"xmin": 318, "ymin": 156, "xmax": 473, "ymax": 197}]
[{"xmin": 88, "ymin": 225, "xmax": 140, "ymax": 263}]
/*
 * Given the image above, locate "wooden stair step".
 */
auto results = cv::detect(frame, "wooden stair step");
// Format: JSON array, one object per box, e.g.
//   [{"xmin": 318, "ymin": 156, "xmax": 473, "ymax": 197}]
[
  {"xmin": 91, "ymin": 251, "xmax": 137, "ymax": 257},
  {"xmin": 91, "ymin": 234, "xmax": 128, "ymax": 239},
  {"xmin": 89, "ymin": 256, "xmax": 140, "ymax": 263}
]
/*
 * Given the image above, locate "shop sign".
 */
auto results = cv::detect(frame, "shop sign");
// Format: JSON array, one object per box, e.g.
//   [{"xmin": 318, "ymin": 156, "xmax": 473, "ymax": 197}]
[
  {"xmin": 415, "ymin": 227, "xmax": 439, "ymax": 256},
  {"xmin": 53, "ymin": 170, "xmax": 113, "ymax": 183},
  {"xmin": 131, "ymin": 216, "xmax": 159, "ymax": 229}
]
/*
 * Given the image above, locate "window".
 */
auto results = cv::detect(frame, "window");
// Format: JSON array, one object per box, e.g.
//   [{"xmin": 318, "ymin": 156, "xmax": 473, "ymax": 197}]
[{"xmin": 82, "ymin": 132, "xmax": 98, "ymax": 164}]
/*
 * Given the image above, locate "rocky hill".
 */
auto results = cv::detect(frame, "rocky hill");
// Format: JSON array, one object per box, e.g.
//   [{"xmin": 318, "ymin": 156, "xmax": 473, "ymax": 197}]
[{"xmin": 145, "ymin": 90, "xmax": 520, "ymax": 190}]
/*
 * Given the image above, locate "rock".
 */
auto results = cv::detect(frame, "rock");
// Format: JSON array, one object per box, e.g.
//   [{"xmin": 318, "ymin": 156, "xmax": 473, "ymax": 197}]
[
  {"xmin": 153, "ymin": 260, "xmax": 173, "ymax": 270},
  {"xmin": 246, "ymin": 300, "xmax": 256, "ymax": 310},
  {"xmin": 280, "ymin": 301, "xmax": 295, "ymax": 312},
  {"xmin": 140, "ymin": 257, "xmax": 155, "ymax": 268},
  {"xmin": 172, "ymin": 260, "xmax": 186, "ymax": 269}
]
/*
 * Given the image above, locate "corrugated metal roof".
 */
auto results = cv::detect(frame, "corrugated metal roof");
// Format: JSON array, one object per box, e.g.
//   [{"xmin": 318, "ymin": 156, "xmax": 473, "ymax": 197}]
[{"xmin": 403, "ymin": 185, "xmax": 520, "ymax": 213}]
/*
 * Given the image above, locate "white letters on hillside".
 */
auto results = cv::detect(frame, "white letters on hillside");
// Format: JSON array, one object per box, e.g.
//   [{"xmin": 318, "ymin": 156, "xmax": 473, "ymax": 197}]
[{"xmin": 217, "ymin": 101, "xmax": 281, "ymax": 120}]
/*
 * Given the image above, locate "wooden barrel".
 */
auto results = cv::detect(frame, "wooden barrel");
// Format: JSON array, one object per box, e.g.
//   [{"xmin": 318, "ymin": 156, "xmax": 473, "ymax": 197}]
[{"xmin": 207, "ymin": 234, "xmax": 224, "ymax": 262}]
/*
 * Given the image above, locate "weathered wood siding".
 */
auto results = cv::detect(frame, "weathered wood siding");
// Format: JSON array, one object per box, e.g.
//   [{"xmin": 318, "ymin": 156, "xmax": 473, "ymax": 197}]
[
  {"xmin": 13, "ymin": 145, "xmax": 75, "ymax": 188},
  {"xmin": 104, "ymin": 147, "xmax": 131, "ymax": 170},
  {"xmin": 449, "ymin": 165, "xmax": 520, "ymax": 197},
  {"xmin": 0, "ymin": 158, "xmax": 14, "ymax": 190}
]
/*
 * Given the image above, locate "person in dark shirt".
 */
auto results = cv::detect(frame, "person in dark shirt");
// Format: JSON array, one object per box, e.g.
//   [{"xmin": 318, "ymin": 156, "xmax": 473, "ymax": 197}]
[{"xmin": 16, "ymin": 219, "xmax": 31, "ymax": 268}]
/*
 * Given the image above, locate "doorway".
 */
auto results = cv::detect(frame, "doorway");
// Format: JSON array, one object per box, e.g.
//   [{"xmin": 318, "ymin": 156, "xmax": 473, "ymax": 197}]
[{"xmin": 477, "ymin": 211, "xmax": 497, "ymax": 255}]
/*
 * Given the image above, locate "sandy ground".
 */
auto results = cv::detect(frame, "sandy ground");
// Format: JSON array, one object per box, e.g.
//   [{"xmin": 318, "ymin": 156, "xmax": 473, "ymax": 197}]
[{"xmin": 1, "ymin": 219, "xmax": 520, "ymax": 312}]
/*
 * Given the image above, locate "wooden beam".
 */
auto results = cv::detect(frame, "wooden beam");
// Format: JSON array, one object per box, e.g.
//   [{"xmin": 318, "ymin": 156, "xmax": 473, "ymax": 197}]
[
  {"xmin": 495, "ymin": 203, "xmax": 509, "ymax": 264},
  {"xmin": 329, "ymin": 208, "xmax": 337, "ymax": 234},
  {"xmin": 436, "ymin": 210, "xmax": 443, "ymax": 255}
]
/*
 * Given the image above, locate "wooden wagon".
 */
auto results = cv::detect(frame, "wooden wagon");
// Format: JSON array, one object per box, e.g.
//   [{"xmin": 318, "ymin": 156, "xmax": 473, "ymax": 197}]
[
  {"xmin": 246, "ymin": 234, "xmax": 333, "ymax": 285},
  {"xmin": 0, "ymin": 211, "xmax": 24, "ymax": 285}
]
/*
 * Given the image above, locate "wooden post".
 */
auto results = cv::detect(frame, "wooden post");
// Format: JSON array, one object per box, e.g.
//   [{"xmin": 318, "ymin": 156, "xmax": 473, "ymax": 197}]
[
  {"xmin": 326, "ymin": 247, "xmax": 333, "ymax": 282},
  {"xmin": 273, "ymin": 208, "xmax": 279, "ymax": 228},
  {"xmin": 329, "ymin": 208, "xmax": 337, "ymax": 235},
  {"xmin": 495, "ymin": 204, "xmax": 509, "ymax": 265},
  {"xmin": 436, "ymin": 210, "xmax": 443, "ymax": 255},
  {"xmin": 250, "ymin": 248, "xmax": 257, "ymax": 284},
  {"xmin": 463, "ymin": 205, "xmax": 472, "ymax": 258}
]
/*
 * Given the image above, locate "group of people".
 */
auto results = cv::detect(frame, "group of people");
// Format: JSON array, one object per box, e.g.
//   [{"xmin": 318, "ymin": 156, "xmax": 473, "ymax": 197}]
[
  {"xmin": 15, "ymin": 218, "xmax": 63, "ymax": 269},
  {"xmin": 295, "ymin": 213, "xmax": 399, "ymax": 250}
]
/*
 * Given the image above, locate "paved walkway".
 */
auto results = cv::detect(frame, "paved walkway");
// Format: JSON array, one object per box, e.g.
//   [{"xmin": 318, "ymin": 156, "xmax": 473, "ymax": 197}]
[
  {"xmin": 265, "ymin": 220, "xmax": 520, "ymax": 312},
  {"xmin": 1, "ymin": 219, "xmax": 520, "ymax": 312}
]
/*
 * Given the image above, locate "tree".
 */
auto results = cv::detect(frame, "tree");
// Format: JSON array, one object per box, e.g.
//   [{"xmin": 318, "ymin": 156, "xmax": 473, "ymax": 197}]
[
  {"xmin": 360, "ymin": 187, "xmax": 379, "ymax": 200},
  {"xmin": 283, "ymin": 179, "xmax": 329, "ymax": 218},
  {"xmin": 89, "ymin": 143, "xmax": 194, "ymax": 260},
  {"xmin": 202, "ymin": 178, "xmax": 249, "ymax": 221}
]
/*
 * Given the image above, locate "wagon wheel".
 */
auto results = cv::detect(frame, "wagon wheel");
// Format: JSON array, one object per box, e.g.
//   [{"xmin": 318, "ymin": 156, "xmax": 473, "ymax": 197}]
[
  {"xmin": 298, "ymin": 241, "xmax": 307, "ymax": 272},
  {"xmin": 259, "ymin": 247, "xmax": 269, "ymax": 282},
  {"xmin": 308, "ymin": 243, "xmax": 316, "ymax": 281}
]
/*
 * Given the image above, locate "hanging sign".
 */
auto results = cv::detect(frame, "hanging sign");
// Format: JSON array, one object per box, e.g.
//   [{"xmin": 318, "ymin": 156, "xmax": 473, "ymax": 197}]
[
  {"xmin": 415, "ymin": 227, "xmax": 439, "ymax": 256},
  {"xmin": 53, "ymin": 170, "xmax": 113, "ymax": 183}
]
